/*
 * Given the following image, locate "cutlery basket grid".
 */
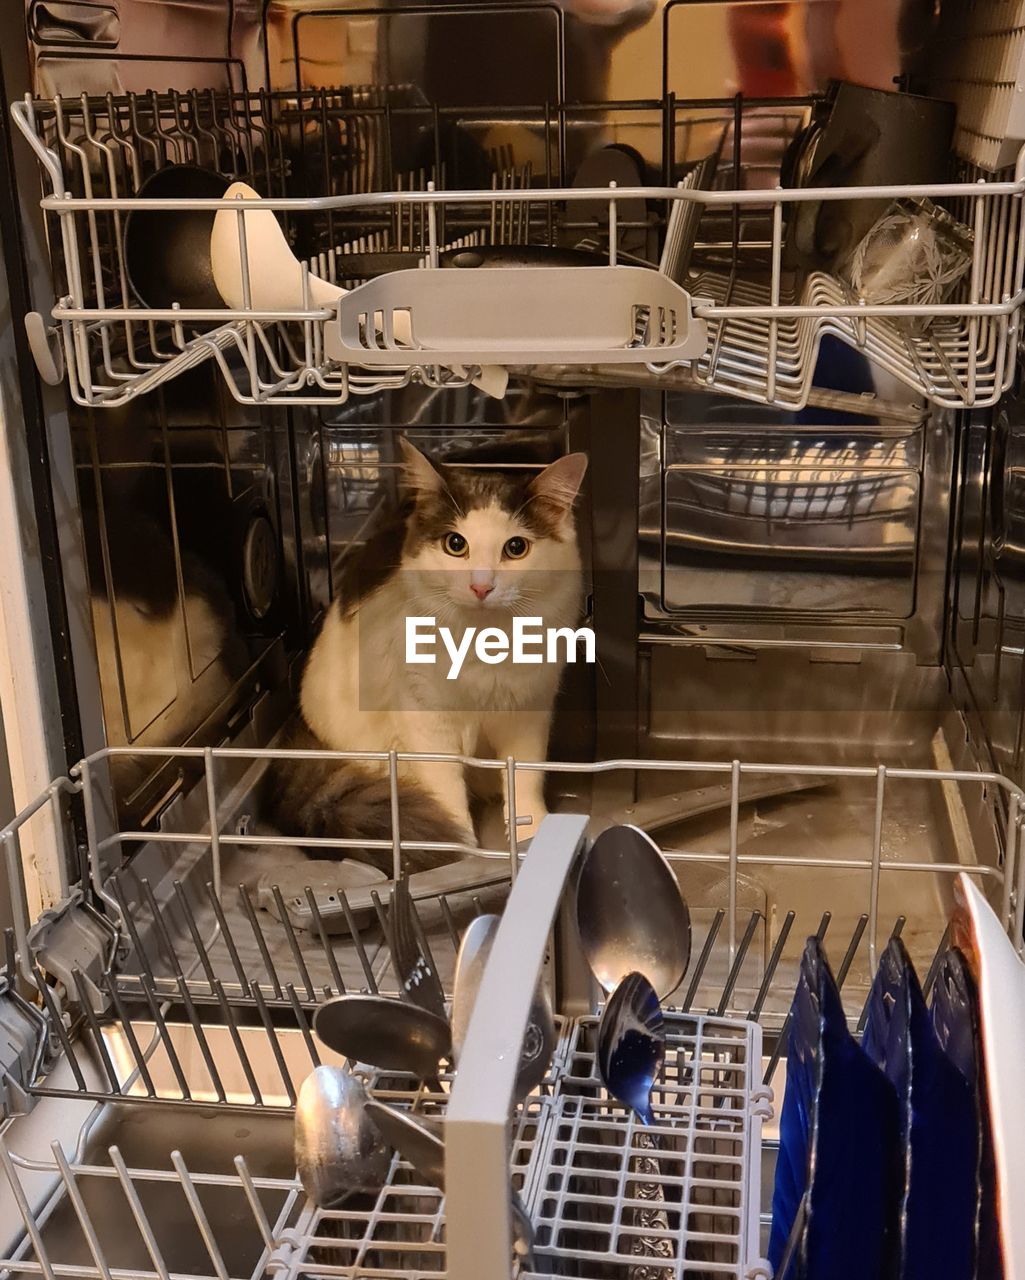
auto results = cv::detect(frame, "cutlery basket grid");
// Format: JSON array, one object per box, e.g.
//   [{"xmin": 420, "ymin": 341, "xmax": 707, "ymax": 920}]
[
  {"xmin": 523, "ymin": 1014, "xmax": 766, "ymax": 1280},
  {"xmin": 13, "ymin": 88, "xmax": 1025, "ymax": 413},
  {"xmin": 0, "ymin": 747, "xmax": 1022, "ymax": 1278}
]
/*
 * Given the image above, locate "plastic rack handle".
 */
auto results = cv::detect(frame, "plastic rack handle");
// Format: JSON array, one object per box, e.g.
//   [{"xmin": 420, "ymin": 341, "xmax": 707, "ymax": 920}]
[
  {"xmin": 326, "ymin": 266, "xmax": 707, "ymax": 367},
  {"xmin": 446, "ymin": 812, "xmax": 589, "ymax": 1280}
]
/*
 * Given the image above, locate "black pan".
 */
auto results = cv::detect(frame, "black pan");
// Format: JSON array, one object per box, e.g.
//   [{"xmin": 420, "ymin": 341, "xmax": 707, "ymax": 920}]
[{"xmin": 124, "ymin": 164, "xmax": 231, "ymax": 310}]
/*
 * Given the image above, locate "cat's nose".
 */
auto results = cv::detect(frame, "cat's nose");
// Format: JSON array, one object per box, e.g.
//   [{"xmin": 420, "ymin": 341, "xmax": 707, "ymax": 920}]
[{"xmin": 470, "ymin": 581, "xmax": 494, "ymax": 600}]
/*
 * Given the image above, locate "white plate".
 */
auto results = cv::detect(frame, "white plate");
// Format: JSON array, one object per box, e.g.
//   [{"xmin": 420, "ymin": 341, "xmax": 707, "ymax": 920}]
[{"xmin": 953, "ymin": 874, "xmax": 1025, "ymax": 1278}]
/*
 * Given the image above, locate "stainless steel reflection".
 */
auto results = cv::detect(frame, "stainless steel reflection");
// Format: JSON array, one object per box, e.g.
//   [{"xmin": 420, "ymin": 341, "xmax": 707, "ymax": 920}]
[
  {"xmin": 294, "ymin": 1064, "xmax": 391, "ymax": 1205},
  {"xmin": 949, "ymin": 385, "xmax": 1025, "ymax": 792},
  {"xmin": 639, "ymin": 392, "xmax": 953, "ymax": 667}
]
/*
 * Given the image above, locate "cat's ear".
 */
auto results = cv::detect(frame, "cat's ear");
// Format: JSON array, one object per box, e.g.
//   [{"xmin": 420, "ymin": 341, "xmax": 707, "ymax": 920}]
[
  {"xmin": 527, "ymin": 452, "xmax": 588, "ymax": 527},
  {"xmin": 398, "ymin": 438, "xmax": 449, "ymax": 499}
]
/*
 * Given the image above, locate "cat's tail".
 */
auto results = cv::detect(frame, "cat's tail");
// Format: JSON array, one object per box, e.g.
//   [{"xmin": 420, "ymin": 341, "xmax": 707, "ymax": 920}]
[{"xmin": 261, "ymin": 726, "xmax": 472, "ymax": 874}]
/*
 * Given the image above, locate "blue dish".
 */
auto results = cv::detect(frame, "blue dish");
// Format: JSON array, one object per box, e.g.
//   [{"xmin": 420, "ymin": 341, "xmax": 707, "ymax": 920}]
[
  {"xmin": 862, "ymin": 939, "xmax": 977, "ymax": 1280},
  {"xmin": 769, "ymin": 937, "xmax": 900, "ymax": 1280},
  {"xmin": 930, "ymin": 947, "xmax": 1000, "ymax": 1280}
]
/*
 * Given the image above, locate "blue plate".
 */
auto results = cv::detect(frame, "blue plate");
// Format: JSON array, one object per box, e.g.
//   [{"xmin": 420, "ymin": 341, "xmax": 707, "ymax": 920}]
[
  {"xmin": 930, "ymin": 947, "xmax": 1000, "ymax": 1280},
  {"xmin": 862, "ymin": 939, "xmax": 977, "ymax": 1280},
  {"xmin": 769, "ymin": 937, "xmax": 900, "ymax": 1280}
]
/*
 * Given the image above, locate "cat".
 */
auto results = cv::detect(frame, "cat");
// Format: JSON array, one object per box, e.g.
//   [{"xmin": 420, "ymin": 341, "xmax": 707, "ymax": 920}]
[{"xmin": 266, "ymin": 438, "xmax": 587, "ymax": 872}]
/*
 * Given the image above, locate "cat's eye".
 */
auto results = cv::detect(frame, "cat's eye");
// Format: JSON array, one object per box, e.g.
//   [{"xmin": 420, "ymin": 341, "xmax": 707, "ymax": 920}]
[
  {"xmin": 443, "ymin": 532, "xmax": 468, "ymax": 557},
  {"xmin": 503, "ymin": 536, "xmax": 530, "ymax": 560}
]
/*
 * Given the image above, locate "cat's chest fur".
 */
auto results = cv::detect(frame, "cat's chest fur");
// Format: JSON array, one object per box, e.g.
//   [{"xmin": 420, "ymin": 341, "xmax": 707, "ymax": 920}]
[{"xmin": 301, "ymin": 566, "xmax": 582, "ymax": 748}]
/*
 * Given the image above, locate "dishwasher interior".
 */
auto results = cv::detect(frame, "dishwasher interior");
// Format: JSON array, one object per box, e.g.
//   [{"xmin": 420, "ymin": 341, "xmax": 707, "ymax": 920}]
[{"xmin": 0, "ymin": 1, "xmax": 1023, "ymax": 1278}]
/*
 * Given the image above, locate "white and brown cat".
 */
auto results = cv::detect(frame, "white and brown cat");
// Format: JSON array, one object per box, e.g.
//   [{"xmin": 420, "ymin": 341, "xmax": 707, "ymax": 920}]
[{"xmin": 267, "ymin": 439, "xmax": 587, "ymax": 870}]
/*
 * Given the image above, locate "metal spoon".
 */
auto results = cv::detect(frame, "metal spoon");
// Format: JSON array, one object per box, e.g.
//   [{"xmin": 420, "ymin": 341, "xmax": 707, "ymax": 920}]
[
  {"xmin": 597, "ymin": 971, "xmax": 666, "ymax": 1125},
  {"xmin": 313, "ymin": 994, "xmax": 452, "ymax": 1080},
  {"xmin": 598, "ymin": 973, "xmax": 673, "ymax": 1279},
  {"xmin": 364, "ymin": 1101, "xmax": 537, "ymax": 1267},
  {"xmin": 294, "ymin": 1065, "xmax": 391, "ymax": 1207},
  {"xmin": 451, "ymin": 914, "xmax": 556, "ymax": 1103},
  {"xmin": 576, "ymin": 824, "xmax": 691, "ymax": 1000}
]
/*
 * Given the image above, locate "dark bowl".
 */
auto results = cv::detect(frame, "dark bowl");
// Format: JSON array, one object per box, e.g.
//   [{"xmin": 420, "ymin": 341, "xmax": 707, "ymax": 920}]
[{"xmin": 124, "ymin": 164, "xmax": 231, "ymax": 311}]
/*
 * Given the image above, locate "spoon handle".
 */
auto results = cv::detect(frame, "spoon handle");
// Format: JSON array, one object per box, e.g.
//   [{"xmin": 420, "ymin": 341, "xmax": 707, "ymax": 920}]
[{"xmin": 627, "ymin": 1131, "xmax": 674, "ymax": 1280}]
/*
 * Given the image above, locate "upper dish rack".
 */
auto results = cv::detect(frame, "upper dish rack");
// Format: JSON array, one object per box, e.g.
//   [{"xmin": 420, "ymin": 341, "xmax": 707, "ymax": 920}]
[{"xmin": 11, "ymin": 87, "xmax": 1025, "ymax": 412}]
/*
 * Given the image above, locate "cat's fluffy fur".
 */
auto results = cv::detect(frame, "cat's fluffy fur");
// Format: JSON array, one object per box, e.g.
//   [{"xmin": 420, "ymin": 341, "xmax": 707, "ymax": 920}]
[{"xmin": 266, "ymin": 439, "xmax": 587, "ymax": 866}]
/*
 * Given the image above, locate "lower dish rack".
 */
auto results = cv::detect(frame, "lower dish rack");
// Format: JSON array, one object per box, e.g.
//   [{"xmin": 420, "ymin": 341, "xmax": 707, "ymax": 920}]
[{"xmin": 0, "ymin": 750, "xmax": 1021, "ymax": 1279}]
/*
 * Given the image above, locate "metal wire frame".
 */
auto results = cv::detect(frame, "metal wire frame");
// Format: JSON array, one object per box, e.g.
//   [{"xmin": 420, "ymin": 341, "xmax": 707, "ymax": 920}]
[
  {"xmin": 0, "ymin": 764, "xmax": 1007, "ymax": 1280},
  {"xmin": 2, "ymin": 745, "xmax": 1021, "ymax": 968},
  {"xmin": 25, "ymin": 889, "xmax": 540, "ymax": 1112},
  {"xmin": 0, "ymin": 741, "xmax": 1020, "ymax": 1037},
  {"xmin": 18, "ymin": 897, "xmax": 946, "ymax": 1124},
  {"xmin": 11, "ymin": 90, "xmax": 1025, "ymax": 412},
  {"xmin": 0, "ymin": 1082, "xmax": 553, "ymax": 1280},
  {"xmin": 0, "ymin": 1135, "xmax": 300, "ymax": 1280}
]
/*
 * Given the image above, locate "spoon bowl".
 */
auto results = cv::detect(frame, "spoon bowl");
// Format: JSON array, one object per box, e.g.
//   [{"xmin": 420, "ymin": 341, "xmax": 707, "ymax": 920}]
[
  {"xmin": 313, "ymin": 994, "xmax": 452, "ymax": 1079},
  {"xmin": 294, "ymin": 1065, "xmax": 391, "ymax": 1207},
  {"xmin": 576, "ymin": 824, "xmax": 691, "ymax": 1000},
  {"xmin": 597, "ymin": 971, "xmax": 666, "ymax": 1126}
]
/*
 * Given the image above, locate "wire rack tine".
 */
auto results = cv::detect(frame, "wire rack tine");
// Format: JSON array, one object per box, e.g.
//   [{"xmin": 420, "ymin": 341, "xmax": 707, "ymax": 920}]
[
  {"xmin": 172, "ymin": 880, "xmax": 218, "ymax": 992},
  {"xmin": 174, "ymin": 975, "xmax": 226, "ymax": 1103},
  {"xmin": 51, "ymin": 1141, "xmax": 113, "ymax": 1280},
  {"xmin": 238, "ymin": 884, "xmax": 283, "ymax": 1000},
  {"xmin": 285, "ymin": 982, "xmax": 321, "ymax": 1068},
  {"xmin": 204, "ymin": 881, "xmax": 251, "ymax": 997},
  {"xmin": 682, "ymin": 908, "xmax": 725, "ymax": 1013},
  {"xmin": 270, "ymin": 884, "xmax": 317, "ymax": 1002},
  {"xmin": 251, "ymin": 981, "xmax": 297, "ymax": 1104},
  {"xmin": 339, "ymin": 890, "xmax": 378, "ymax": 993},
  {"xmin": 439, "ymin": 894, "xmax": 461, "ymax": 951},
  {"xmin": 108, "ymin": 1145, "xmax": 172, "ymax": 1280},
  {"xmin": 110, "ymin": 875, "xmax": 159, "ymax": 991},
  {"xmin": 211, "ymin": 977, "xmax": 263, "ymax": 1106},
  {"xmin": 170, "ymin": 1151, "xmax": 231, "ymax": 1280},
  {"xmin": 34, "ymin": 965, "xmax": 87, "ymax": 1091},
  {"xmin": 715, "ymin": 910, "xmax": 761, "ymax": 1017},
  {"xmin": 304, "ymin": 885, "xmax": 346, "ymax": 994},
  {"xmin": 0, "ymin": 1137, "xmax": 58, "ymax": 1280},
  {"xmin": 140, "ymin": 878, "xmax": 187, "ymax": 984},
  {"xmin": 140, "ymin": 973, "xmax": 192, "ymax": 1101},
  {"xmin": 103, "ymin": 969, "xmax": 156, "ymax": 1097},
  {"xmin": 71, "ymin": 968, "xmax": 121, "ymax": 1094},
  {"xmin": 748, "ymin": 909, "xmax": 795, "ymax": 1021}
]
